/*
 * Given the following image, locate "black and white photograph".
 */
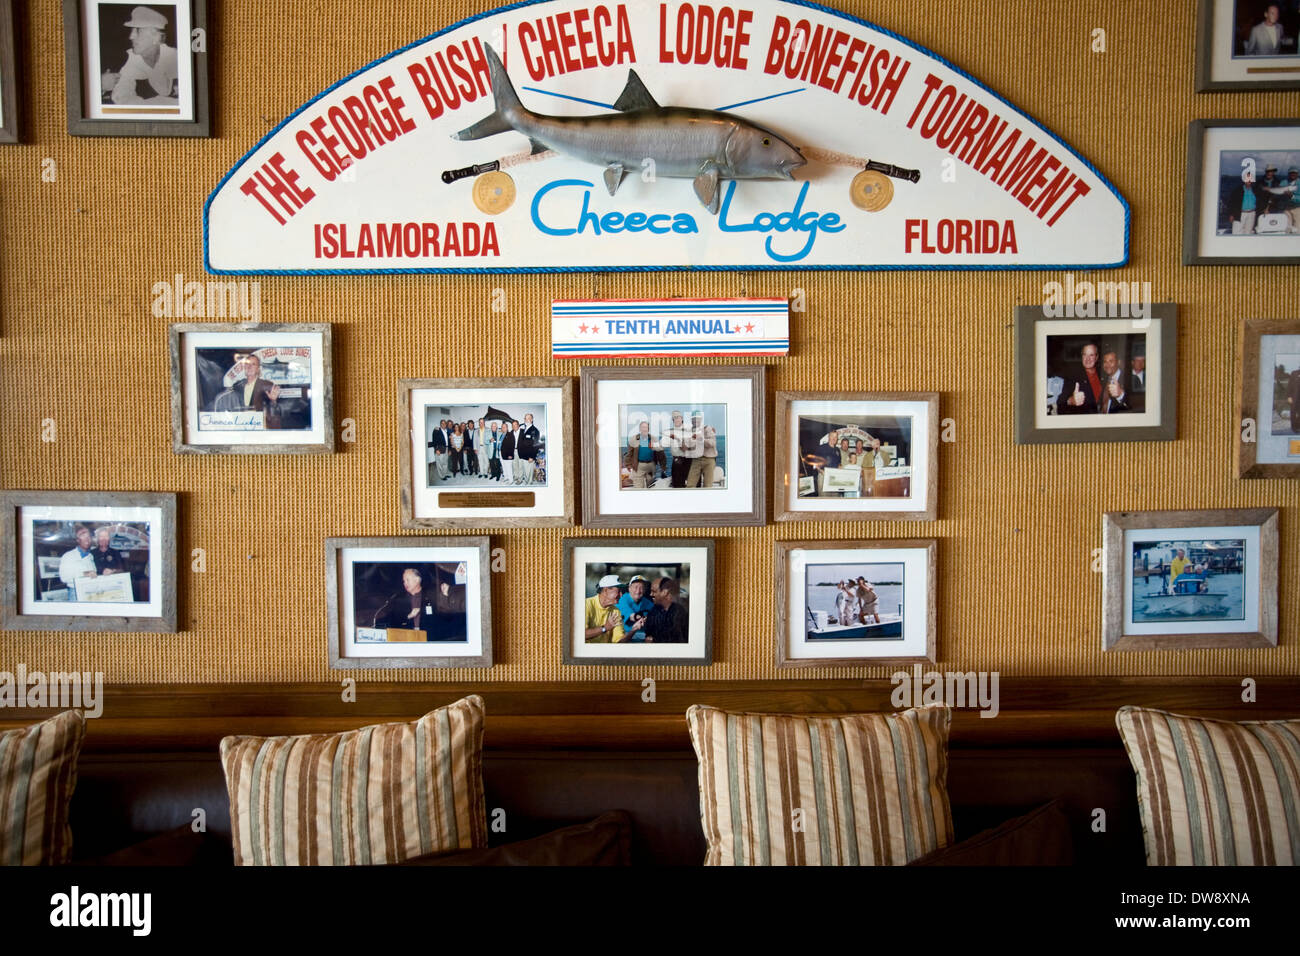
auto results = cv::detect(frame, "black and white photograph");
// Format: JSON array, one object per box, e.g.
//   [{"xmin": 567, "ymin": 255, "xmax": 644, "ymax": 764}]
[
  {"xmin": 326, "ymin": 537, "xmax": 491, "ymax": 668},
  {"xmin": 171, "ymin": 324, "xmax": 333, "ymax": 453},
  {"xmin": 64, "ymin": 0, "xmax": 209, "ymax": 135},
  {"xmin": 775, "ymin": 393, "xmax": 938, "ymax": 521},
  {"xmin": 1015, "ymin": 307, "xmax": 1178, "ymax": 444},
  {"xmin": 1102, "ymin": 509, "xmax": 1278, "ymax": 651},
  {"xmin": 400, "ymin": 379, "xmax": 574, "ymax": 528},
  {"xmin": 1197, "ymin": 0, "xmax": 1300, "ymax": 90},
  {"xmin": 561, "ymin": 538, "xmax": 714, "ymax": 666},
  {"xmin": 581, "ymin": 366, "xmax": 765, "ymax": 528},
  {"xmin": 1, "ymin": 491, "xmax": 177, "ymax": 632},
  {"xmin": 777, "ymin": 540, "xmax": 936, "ymax": 667},
  {"xmin": 1185, "ymin": 120, "xmax": 1300, "ymax": 263},
  {"xmin": 617, "ymin": 404, "xmax": 726, "ymax": 490}
]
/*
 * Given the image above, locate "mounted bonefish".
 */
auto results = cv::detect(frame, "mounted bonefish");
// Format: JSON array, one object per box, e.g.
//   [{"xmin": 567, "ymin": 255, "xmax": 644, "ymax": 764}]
[{"xmin": 452, "ymin": 45, "xmax": 806, "ymax": 215}]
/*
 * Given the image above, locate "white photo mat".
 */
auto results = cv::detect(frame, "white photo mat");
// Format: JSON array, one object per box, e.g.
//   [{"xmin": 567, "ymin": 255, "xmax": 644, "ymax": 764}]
[
  {"xmin": 81, "ymin": 0, "xmax": 194, "ymax": 121},
  {"xmin": 182, "ymin": 329, "xmax": 326, "ymax": 445},
  {"xmin": 336, "ymin": 544, "xmax": 485, "ymax": 659},
  {"xmin": 785, "ymin": 546, "xmax": 930, "ymax": 660},
  {"xmin": 408, "ymin": 386, "xmax": 569, "ymax": 520},
  {"xmin": 594, "ymin": 377, "xmax": 754, "ymax": 517},
  {"xmin": 1121, "ymin": 524, "xmax": 1261, "ymax": 636},
  {"xmin": 1034, "ymin": 318, "xmax": 1162, "ymax": 430},
  {"xmin": 19, "ymin": 504, "xmax": 164, "ymax": 618},
  {"xmin": 784, "ymin": 399, "xmax": 931, "ymax": 514},
  {"xmin": 567, "ymin": 544, "xmax": 709, "ymax": 660}
]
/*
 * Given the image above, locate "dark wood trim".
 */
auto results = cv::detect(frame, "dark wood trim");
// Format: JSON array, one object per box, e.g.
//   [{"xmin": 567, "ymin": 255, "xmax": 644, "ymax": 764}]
[{"xmin": 2, "ymin": 678, "xmax": 1295, "ymax": 752}]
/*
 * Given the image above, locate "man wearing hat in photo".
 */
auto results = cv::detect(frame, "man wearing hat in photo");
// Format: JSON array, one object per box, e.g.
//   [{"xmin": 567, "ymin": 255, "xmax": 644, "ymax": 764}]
[
  {"xmin": 583, "ymin": 574, "xmax": 625, "ymax": 643},
  {"xmin": 101, "ymin": 6, "xmax": 179, "ymax": 106},
  {"xmin": 1259, "ymin": 164, "xmax": 1289, "ymax": 217},
  {"xmin": 616, "ymin": 575, "xmax": 655, "ymax": 642},
  {"xmin": 682, "ymin": 410, "xmax": 719, "ymax": 489}
]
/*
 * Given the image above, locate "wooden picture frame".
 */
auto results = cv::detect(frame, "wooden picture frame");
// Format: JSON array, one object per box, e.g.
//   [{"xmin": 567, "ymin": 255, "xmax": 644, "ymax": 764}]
[
  {"xmin": 1014, "ymin": 303, "xmax": 1178, "ymax": 444},
  {"xmin": 170, "ymin": 323, "xmax": 335, "ymax": 454},
  {"xmin": 0, "ymin": 0, "xmax": 20, "ymax": 143},
  {"xmin": 63, "ymin": 0, "xmax": 210, "ymax": 137},
  {"xmin": 773, "ymin": 391, "xmax": 939, "ymax": 522},
  {"xmin": 560, "ymin": 537, "xmax": 715, "ymax": 666},
  {"xmin": 1236, "ymin": 319, "xmax": 1300, "ymax": 478},
  {"xmin": 1102, "ymin": 509, "xmax": 1278, "ymax": 651},
  {"xmin": 325, "ymin": 536, "xmax": 493, "ymax": 669},
  {"xmin": 398, "ymin": 378, "xmax": 575, "ymax": 529},
  {"xmin": 579, "ymin": 365, "xmax": 766, "ymax": 528},
  {"xmin": 1183, "ymin": 119, "xmax": 1300, "ymax": 266},
  {"xmin": 1, "ymin": 490, "xmax": 178, "ymax": 633},
  {"xmin": 775, "ymin": 539, "xmax": 937, "ymax": 668},
  {"xmin": 1195, "ymin": 0, "xmax": 1300, "ymax": 92}
]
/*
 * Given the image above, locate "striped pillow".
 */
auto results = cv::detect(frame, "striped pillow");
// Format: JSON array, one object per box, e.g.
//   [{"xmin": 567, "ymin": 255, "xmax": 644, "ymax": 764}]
[
  {"xmin": 0, "ymin": 710, "xmax": 85, "ymax": 866},
  {"xmin": 1116, "ymin": 706, "xmax": 1300, "ymax": 866},
  {"xmin": 686, "ymin": 704, "xmax": 953, "ymax": 865},
  {"xmin": 220, "ymin": 695, "xmax": 486, "ymax": 866}
]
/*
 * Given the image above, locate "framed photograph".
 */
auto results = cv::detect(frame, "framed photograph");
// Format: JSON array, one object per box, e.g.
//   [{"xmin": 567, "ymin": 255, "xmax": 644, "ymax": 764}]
[
  {"xmin": 170, "ymin": 324, "xmax": 334, "ymax": 454},
  {"xmin": 63, "ymin": 0, "xmax": 209, "ymax": 137},
  {"xmin": 561, "ymin": 537, "xmax": 714, "ymax": 666},
  {"xmin": 774, "ymin": 392, "xmax": 938, "ymax": 521},
  {"xmin": 0, "ymin": 0, "xmax": 19, "ymax": 143},
  {"xmin": 1237, "ymin": 319, "xmax": 1300, "ymax": 477},
  {"xmin": 0, "ymin": 490, "xmax": 177, "ymax": 632},
  {"xmin": 1014, "ymin": 304, "xmax": 1178, "ymax": 444},
  {"xmin": 1184, "ymin": 120, "xmax": 1300, "ymax": 265},
  {"xmin": 325, "ymin": 536, "xmax": 492, "ymax": 669},
  {"xmin": 1102, "ymin": 509, "xmax": 1278, "ymax": 651},
  {"xmin": 398, "ymin": 378, "xmax": 574, "ymax": 529},
  {"xmin": 775, "ymin": 539, "xmax": 936, "ymax": 668},
  {"xmin": 579, "ymin": 365, "xmax": 765, "ymax": 527},
  {"xmin": 1196, "ymin": 0, "xmax": 1300, "ymax": 91}
]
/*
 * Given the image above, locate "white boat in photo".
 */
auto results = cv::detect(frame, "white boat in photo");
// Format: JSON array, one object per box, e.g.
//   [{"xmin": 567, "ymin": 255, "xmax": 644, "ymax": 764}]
[
  {"xmin": 1137, "ymin": 573, "xmax": 1229, "ymax": 617},
  {"xmin": 807, "ymin": 611, "xmax": 903, "ymax": 640}
]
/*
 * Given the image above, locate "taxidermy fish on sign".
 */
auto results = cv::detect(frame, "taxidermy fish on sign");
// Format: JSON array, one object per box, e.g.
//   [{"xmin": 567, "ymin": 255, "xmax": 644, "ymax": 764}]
[{"xmin": 452, "ymin": 45, "xmax": 806, "ymax": 215}]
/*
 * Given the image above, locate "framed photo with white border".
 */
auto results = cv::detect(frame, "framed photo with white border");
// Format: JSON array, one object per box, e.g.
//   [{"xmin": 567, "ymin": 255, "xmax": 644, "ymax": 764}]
[
  {"xmin": 1183, "ymin": 119, "xmax": 1300, "ymax": 265},
  {"xmin": 63, "ymin": 0, "xmax": 209, "ymax": 137},
  {"xmin": 1236, "ymin": 319, "xmax": 1300, "ymax": 477},
  {"xmin": 398, "ymin": 378, "xmax": 575, "ymax": 529},
  {"xmin": 579, "ymin": 365, "xmax": 765, "ymax": 528},
  {"xmin": 1014, "ymin": 304, "xmax": 1178, "ymax": 444},
  {"xmin": 561, "ymin": 537, "xmax": 714, "ymax": 666},
  {"xmin": 774, "ymin": 392, "xmax": 938, "ymax": 521},
  {"xmin": 1102, "ymin": 509, "xmax": 1278, "ymax": 651},
  {"xmin": 1196, "ymin": 0, "xmax": 1300, "ymax": 92},
  {"xmin": 1, "ymin": 490, "xmax": 178, "ymax": 632},
  {"xmin": 325, "ymin": 536, "xmax": 492, "ymax": 669},
  {"xmin": 775, "ymin": 539, "xmax": 936, "ymax": 668},
  {"xmin": 170, "ymin": 323, "xmax": 334, "ymax": 454}
]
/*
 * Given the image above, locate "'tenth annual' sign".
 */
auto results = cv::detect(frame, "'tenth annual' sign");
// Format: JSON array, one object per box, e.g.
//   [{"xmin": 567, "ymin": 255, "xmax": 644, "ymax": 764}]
[{"xmin": 205, "ymin": 0, "xmax": 1128, "ymax": 274}]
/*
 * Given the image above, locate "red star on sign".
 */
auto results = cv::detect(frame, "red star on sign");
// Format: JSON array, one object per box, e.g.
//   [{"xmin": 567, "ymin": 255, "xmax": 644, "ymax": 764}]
[
  {"xmin": 733, "ymin": 325, "xmax": 742, "ymax": 333},
  {"xmin": 745, "ymin": 322, "xmax": 755, "ymax": 333},
  {"xmin": 578, "ymin": 323, "xmax": 589, "ymax": 334},
  {"xmin": 589, "ymin": 324, "xmax": 599, "ymax": 334}
]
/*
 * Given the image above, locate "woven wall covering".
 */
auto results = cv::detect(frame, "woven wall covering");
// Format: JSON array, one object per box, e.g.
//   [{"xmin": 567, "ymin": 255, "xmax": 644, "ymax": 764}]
[{"xmin": 0, "ymin": 0, "xmax": 1296, "ymax": 683}]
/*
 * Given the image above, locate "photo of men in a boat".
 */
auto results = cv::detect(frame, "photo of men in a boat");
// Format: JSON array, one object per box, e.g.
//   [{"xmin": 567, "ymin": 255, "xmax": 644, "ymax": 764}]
[
  {"xmin": 796, "ymin": 415, "xmax": 912, "ymax": 499},
  {"xmin": 1131, "ymin": 539, "xmax": 1246, "ymax": 622},
  {"xmin": 805, "ymin": 563, "xmax": 904, "ymax": 640}
]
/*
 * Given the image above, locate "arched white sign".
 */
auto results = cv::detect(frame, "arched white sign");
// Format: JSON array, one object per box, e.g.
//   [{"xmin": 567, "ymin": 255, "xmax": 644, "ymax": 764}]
[{"xmin": 205, "ymin": 0, "xmax": 1128, "ymax": 273}]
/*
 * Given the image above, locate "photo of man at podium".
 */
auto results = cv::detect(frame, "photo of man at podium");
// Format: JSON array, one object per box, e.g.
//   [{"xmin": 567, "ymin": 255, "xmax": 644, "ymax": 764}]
[{"xmin": 361, "ymin": 564, "xmax": 468, "ymax": 642}]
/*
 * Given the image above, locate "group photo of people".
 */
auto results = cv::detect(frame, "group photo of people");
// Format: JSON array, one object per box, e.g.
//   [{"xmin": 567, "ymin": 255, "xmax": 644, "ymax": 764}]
[
  {"xmin": 802, "ymin": 562, "xmax": 904, "ymax": 640},
  {"xmin": 31, "ymin": 519, "xmax": 151, "ymax": 604},
  {"xmin": 795, "ymin": 414, "xmax": 913, "ymax": 498},
  {"xmin": 1230, "ymin": 1, "xmax": 1300, "ymax": 57},
  {"xmin": 580, "ymin": 562, "xmax": 692, "ymax": 644},
  {"xmin": 617, "ymin": 404, "xmax": 727, "ymax": 490},
  {"xmin": 1045, "ymin": 333, "xmax": 1148, "ymax": 416},
  {"xmin": 424, "ymin": 403, "xmax": 547, "ymax": 488},
  {"xmin": 352, "ymin": 561, "xmax": 468, "ymax": 643},
  {"xmin": 195, "ymin": 347, "xmax": 315, "ymax": 432},
  {"xmin": 1217, "ymin": 148, "xmax": 1300, "ymax": 236},
  {"xmin": 97, "ymin": 3, "xmax": 182, "ymax": 108}
]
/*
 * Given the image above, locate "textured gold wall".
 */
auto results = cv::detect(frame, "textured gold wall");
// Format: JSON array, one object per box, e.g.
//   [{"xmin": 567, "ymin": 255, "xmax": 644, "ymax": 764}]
[{"xmin": 1, "ymin": 0, "xmax": 1297, "ymax": 683}]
